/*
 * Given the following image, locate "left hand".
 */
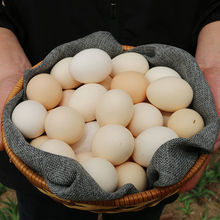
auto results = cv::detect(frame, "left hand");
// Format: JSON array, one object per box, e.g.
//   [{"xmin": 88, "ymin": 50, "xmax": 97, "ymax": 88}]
[{"xmin": 179, "ymin": 66, "xmax": 220, "ymax": 193}]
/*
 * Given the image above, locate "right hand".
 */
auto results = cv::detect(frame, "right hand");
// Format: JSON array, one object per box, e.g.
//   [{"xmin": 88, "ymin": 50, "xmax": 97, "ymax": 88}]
[{"xmin": 0, "ymin": 74, "xmax": 21, "ymax": 150}]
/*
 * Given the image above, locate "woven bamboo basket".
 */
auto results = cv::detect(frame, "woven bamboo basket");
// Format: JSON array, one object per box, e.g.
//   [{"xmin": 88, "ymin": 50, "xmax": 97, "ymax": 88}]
[{"xmin": 1, "ymin": 45, "xmax": 209, "ymax": 213}]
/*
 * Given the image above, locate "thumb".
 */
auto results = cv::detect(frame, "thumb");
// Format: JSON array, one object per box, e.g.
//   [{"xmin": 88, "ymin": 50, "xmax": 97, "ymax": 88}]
[{"xmin": 0, "ymin": 75, "xmax": 21, "ymax": 151}]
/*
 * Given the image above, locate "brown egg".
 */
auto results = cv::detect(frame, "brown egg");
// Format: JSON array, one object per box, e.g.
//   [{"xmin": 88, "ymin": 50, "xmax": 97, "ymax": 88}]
[
  {"xmin": 167, "ymin": 108, "xmax": 204, "ymax": 138},
  {"xmin": 116, "ymin": 161, "xmax": 147, "ymax": 191},
  {"xmin": 45, "ymin": 106, "xmax": 85, "ymax": 145},
  {"xmin": 26, "ymin": 73, "xmax": 63, "ymax": 110},
  {"xmin": 111, "ymin": 71, "xmax": 150, "ymax": 104},
  {"xmin": 146, "ymin": 77, "xmax": 193, "ymax": 112},
  {"xmin": 99, "ymin": 76, "xmax": 112, "ymax": 90}
]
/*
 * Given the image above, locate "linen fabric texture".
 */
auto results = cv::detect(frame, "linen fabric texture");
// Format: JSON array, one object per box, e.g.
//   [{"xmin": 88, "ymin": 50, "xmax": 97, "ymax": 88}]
[{"xmin": 3, "ymin": 31, "xmax": 220, "ymax": 201}]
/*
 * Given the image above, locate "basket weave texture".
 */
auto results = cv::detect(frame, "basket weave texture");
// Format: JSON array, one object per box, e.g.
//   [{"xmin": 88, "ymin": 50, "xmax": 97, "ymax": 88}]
[{"xmin": 2, "ymin": 31, "xmax": 220, "ymax": 213}]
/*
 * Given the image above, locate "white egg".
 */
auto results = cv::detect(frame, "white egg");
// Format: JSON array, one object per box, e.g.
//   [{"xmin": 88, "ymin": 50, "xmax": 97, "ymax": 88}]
[
  {"xmin": 50, "ymin": 57, "xmax": 82, "ymax": 89},
  {"xmin": 69, "ymin": 48, "xmax": 112, "ymax": 83},
  {"xmin": 116, "ymin": 161, "xmax": 147, "ymax": 192},
  {"xmin": 96, "ymin": 89, "xmax": 134, "ymax": 127},
  {"xmin": 82, "ymin": 157, "xmax": 118, "ymax": 193},
  {"xmin": 128, "ymin": 103, "xmax": 163, "ymax": 137},
  {"xmin": 92, "ymin": 124, "xmax": 135, "ymax": 165},
  {"xmin": 12, "ymin": 100, "xmax": 47, "ymax": 139},
  {"xmin": 71, "ymin": 121, "xmax": 99, "ymax": 153},
  {"xmin": 145, "ymin": 66, "xmax": 181, "ymax": 83},
  {"xmin": 69, "ymin": 83, "xmax": 107, "ymax": 122},
  {"xmin": 39, "ymin": 139, "xmax": 77, "ymax": 160},
  {"xmin": 132, "ymin": 126, "xmax": 178, "ymax": 167},
  {"xmin": 111, "ymin": 52, "xmax": 149, "ymax": 76}
]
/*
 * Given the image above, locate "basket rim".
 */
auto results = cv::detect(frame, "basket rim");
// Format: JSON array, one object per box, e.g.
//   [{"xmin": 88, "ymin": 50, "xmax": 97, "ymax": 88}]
[{"xmin": 1, "ymin": 46, "xmax": 209, "ymax": 210}]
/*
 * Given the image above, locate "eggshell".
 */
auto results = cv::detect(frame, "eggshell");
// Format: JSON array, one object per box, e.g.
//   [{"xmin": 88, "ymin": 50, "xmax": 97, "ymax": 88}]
[
  {"xmin": 111, "ymin": 52, "xmax": 149, "ymax": 76},
  {"xmin": 167, "ymin": 108, "xmax": 205, "ymax": 138},
  {"xmin": 92, "ymin": 124, "xmax": 135, "ymax": 165},
  {"xmin": 50, "ymin": 57, "xmax": 82, "ymax": 89},
  {"xmin": 69, "ymin": 84, "xmax": 107, "ymax": 122},
  {"xmin": 110, "ymin": 71, "xmax": 150, "ymax": 104},
  {"xmin": 30, "ymin": 135, "xmax": 49, "ymax": 148},
  {"xmin": 71, "ymin": 121, "xmax": 99, "ymax": 153},
  {"xmin": 96, "ymin": 89, "xmax": 134, "ymax": 127},
  {"xmin": 69, "ymin": 48, "xmax": 112, "ymax": 83},
  {"xmin": 99, "ymin": 76, "xmax": 112, "ymax": 90},
  {"xmin": 146, "ymin": 77, "xmax": 193, "ymax": 112},
  {"xmin": 116, "ymin": 161, "xmax": 147, "ymax": 191},
  {"xmin": 26, "ymin": 73, "xmax": 63, "ymax": 110},
  {"xmin": 45, "ymin": 106, "xmax": 85, "ymax": 145},
  {"xmin": 82, "ymin": 157, "xmax": 118, "ymax": 192},
  {"xmin": 12, "ymin": 100, "xmax": 47, "ymax": 139},
  {"xmin": 128, "ymin": 103, "xmax": 163, "ymax": 137},
  {"xmin": 39, "ymin": 139, "xmax": 77, "ymax": 160},
  {"xmin": 132, "ymin": 126, "xmax": 178, "ymax": 167},
  {"xmin": 59, "ymin": 89, "xmax": 75, "ymax": 106},
  {"xmin": 145, "ymin": 66, "xmax": 181, "ymax": 83},
  {"xmin": 76, "ymin": 151, "xmax": 93, "ymax": 163}
]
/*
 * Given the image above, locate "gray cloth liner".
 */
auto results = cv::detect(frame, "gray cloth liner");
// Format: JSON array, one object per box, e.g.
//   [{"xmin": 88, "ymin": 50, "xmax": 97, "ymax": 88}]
[{"xmin": 3, "ymin": 31, "xmax": 220, "ymax": 201}]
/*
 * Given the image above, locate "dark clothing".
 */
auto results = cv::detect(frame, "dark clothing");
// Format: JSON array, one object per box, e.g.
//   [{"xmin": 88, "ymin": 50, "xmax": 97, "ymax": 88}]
[
  {"xmin": 0, "ymin": 1, "xmax": 220, "ymax": 219},
  {"xmin": 16, "ymin": 191, "xmax": 99, "ymax": 220},
  {"xmin": 0, "ymin": 0, "xmax": 220, "ymax": 65},
  {"xmin": 16, "ymin": 191, "xmax": 178, "ymax": 220}
]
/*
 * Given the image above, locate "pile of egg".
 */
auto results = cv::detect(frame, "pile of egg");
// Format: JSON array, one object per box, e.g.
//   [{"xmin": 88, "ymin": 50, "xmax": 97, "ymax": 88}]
[{"xmin": 12, "ymin": 48, "xmax": 205, "ymax": 193}]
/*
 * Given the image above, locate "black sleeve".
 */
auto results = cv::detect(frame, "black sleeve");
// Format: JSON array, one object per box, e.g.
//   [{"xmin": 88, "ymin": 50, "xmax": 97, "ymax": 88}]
[
  {"xmin": 202, "ymin": 0, "xmax": 220, "ymax": 27},
  {"xmin": 195, "ymin": 1, "xmax": 220, "ymax": 36},
  {"xmin": 192, "ymin": 0, "xmax": 220, "ymax": 49},
  {"xmin": 0, "ymin": 1, "xmax": 16, "ymax": 33}
]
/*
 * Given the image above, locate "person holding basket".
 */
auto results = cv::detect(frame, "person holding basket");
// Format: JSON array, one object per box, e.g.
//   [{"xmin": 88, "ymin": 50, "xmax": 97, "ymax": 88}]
[{"xmin": 0, "ymin": 1, "xmax": 219, "ymax": 219}]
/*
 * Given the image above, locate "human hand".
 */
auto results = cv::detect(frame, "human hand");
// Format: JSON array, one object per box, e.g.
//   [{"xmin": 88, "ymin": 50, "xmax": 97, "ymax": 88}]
[
  {"xmin": 0, "ymin": 75, "xmax": 21, "ymax": 151},
  {"xmin": 0, "ymin": 28, "xmax": 32, "ymax": 151},
  {"xmin": 179, "ymin": 66, "xmax": 220, "ymax": 193}
]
